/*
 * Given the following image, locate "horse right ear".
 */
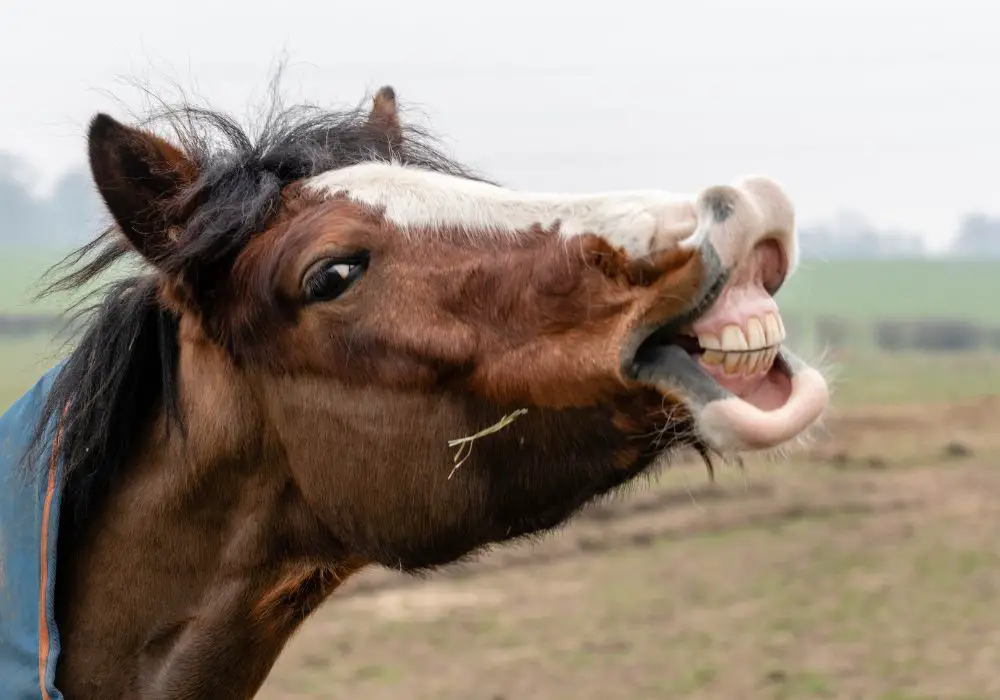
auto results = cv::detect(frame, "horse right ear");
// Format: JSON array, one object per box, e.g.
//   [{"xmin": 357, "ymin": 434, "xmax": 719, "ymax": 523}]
[
  {"xmin": 366, "ymin": 85, "xmax": 402, "ymax": 149},
  {"xmin": 87, "ymin": 113, "xmax": 198, "ymax": 265}
]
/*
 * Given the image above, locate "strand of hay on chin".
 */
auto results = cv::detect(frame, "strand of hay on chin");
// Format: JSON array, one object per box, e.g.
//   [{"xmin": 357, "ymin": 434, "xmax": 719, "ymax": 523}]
[{"xmin": 447, "ymin": 409, "xmax": 528, "ymax": 480}]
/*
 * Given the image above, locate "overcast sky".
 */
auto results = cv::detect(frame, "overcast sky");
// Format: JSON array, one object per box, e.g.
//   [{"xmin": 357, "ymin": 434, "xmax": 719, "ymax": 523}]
[{"xmin": 1, "ymin": 0, "xmax": 996, "ymax": 250}]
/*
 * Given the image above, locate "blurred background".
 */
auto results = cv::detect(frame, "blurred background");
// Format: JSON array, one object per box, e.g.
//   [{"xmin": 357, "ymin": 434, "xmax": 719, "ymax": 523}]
[{"xmin": 1, "ymin": 0, "xmax": 997, "ymax": 697}]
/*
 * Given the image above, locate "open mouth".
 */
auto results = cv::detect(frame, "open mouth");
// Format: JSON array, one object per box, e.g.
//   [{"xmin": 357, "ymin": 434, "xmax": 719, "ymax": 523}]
[
  {"xmin": 641, "ymin": 312, "xmax": 789, "ymax": 409},
  {"xmin": 626, "ymin": 240, "xmax": 829, "ymax": 453}
]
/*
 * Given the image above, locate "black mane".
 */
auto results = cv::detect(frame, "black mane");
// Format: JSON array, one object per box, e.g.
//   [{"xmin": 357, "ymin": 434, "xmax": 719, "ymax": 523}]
[{"xmin": 26, "ymin": 86, "xmax": 483, "ymax": 527}]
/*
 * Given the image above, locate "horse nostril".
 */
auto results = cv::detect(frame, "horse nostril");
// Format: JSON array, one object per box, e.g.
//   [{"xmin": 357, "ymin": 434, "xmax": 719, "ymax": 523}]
[{"xmin": 756, "ymin": 238, "xmax": 788, "ymax": 295}]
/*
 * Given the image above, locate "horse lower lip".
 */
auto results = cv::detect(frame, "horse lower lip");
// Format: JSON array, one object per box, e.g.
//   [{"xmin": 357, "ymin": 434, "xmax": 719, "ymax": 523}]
[
  {"xmin": 697, "ymin": 359, "xmax": 829, "ymax": 451},
  {"xmin": 628, "ymin": 343, "xmax": 828, "ymax": 452}
]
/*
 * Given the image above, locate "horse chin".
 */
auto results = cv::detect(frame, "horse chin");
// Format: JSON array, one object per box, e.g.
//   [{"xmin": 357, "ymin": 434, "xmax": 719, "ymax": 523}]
[{"xmin": 630, "ymin": 342, "xmax": 829, "ymax": 456}]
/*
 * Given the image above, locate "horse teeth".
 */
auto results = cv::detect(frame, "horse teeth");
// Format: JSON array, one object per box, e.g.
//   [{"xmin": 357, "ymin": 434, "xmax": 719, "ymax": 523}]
[
  {"xmin": 723, "ymin": 351, "xmax": 743, "ymax": 374},
  {"xmin": 696, "ymin": 314, "xmax": 785, "ymax": 377},
  {"xmin": 701, "ymin": 346, "xmax": 778, "ymax": 376},
  {"xmin": 698, "ymin": 333, "xmax": 721, "ymax": 350},
  {"xmin": 746, "ymin": 317, "xmax": 766, "ymax": 349},
  {"xmin": 702, "ymin": 350, "xmax": 724, "ymax": 366},
  {"xmin": 720, "ymin": 325, "xmax": 749, "ymax": 351},
  {"xmin": 765, "ymin": 348, "xmax": 779, "ymax": 372},
  {"xmin": 764, "ymin": 312, "xmax": 785, "ymax": 345},
  {"xmin": 698, "ymin": 314, "xmax": 786, "ymax": 353}
]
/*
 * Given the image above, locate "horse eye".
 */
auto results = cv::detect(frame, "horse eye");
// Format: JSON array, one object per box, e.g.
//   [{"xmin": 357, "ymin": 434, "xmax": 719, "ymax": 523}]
[{"xmin": 304, "ymin": 256, "xmax": 368, "ymax": 303}]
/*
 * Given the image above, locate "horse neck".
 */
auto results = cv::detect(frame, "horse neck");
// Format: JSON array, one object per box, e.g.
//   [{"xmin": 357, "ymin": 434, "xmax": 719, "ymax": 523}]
[{"xmin": 54, "ymin": 341, "xmax": 362, "ymax": 699}]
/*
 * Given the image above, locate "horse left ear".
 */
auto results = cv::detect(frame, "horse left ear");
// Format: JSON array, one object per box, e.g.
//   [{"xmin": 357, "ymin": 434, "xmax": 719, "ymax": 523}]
[
  {"xmin": 87, "ymin": 113, "xmax": 198, "ymax": 266},
  {"xmin": 366, "ymin": 85, "xmax": 402, "ymax": 148}
]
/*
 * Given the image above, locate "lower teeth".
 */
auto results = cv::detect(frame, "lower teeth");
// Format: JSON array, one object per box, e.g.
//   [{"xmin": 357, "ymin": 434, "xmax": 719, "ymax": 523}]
[{"xmin": 701, "ymin": 347, "xmax": 778, "ymax": 376}]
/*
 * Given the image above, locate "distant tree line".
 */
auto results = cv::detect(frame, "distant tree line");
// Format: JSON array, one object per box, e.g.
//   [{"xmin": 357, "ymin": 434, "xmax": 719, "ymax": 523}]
[
  {"xmin": 0, "ymin": 153, "xmax": 103, "ymax": 248},
  {"xmin": 797, "ymin": 211, "xmax": 927, "ymax": 260},
  {"xmin": 798, "ymin": 211, "xmax": 1000, "ymax": 260},
  {"xmin": 785, "ymin": 314, "xmax": 1000, "ymax": 354},
  {"xmin": 950, "ymin": 213, "xmax": 1000, "ymax": 258},
  {"xmin": 0, "ymin": 152, "xmax": 997, "ymax": 258}
]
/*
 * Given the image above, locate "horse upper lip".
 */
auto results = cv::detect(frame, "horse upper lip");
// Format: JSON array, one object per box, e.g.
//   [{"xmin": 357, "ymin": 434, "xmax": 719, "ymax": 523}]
[
  {"xmin": 620, "ymin": 261, "xmax": 730, "ymax": 378},
  {"xmin": 647, "ymin": 267, "xmax": 729, "ymax": 341}
]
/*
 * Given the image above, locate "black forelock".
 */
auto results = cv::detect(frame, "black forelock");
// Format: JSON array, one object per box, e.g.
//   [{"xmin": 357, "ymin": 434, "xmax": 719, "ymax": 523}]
[
  {"xmin": 25, "ymin": 82, "xmax": 486, "ymax": 528},
  {"xmin": 158, "ymin": 95, "xmax": 487, "ymax": 281}
]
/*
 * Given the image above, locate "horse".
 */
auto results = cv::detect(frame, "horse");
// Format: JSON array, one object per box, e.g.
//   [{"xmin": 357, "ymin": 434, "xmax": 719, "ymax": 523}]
[{"xmin": 0, "ymin": 84, "xmax": 828, "ymax": 699}]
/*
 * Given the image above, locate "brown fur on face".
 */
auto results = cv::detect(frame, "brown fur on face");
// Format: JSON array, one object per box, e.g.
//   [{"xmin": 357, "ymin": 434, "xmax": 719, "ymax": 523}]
[
  {"xmin": 188, "ymin": 192, "xmax": 707, "ymax": 571},
  {"xmin": 49, "ymin": 98, "xmax": 710, "ymax": 699},
  {"xmin": 223, "ymin": 194, "xmax": 704, "ymax": 400}
]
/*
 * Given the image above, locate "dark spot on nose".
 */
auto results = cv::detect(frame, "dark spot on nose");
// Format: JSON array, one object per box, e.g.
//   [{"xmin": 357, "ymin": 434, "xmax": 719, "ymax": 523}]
[{"xmin": 703, "ymin": 188, "xmax": 736, "ymax": 222}]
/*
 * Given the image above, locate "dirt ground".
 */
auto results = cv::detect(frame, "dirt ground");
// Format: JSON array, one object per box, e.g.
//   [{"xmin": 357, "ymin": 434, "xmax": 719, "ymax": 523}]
[{"xmin": 258, "ymin": 396, "xmax": 1000, "ymax": 700}]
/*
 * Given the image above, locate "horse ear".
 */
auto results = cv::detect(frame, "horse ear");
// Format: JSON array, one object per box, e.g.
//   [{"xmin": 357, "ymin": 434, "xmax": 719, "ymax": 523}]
[
  {"xmin": 366, "ymin": 85, "xmax": 402, "ymax": 148},
  {"xmin": 87, "ymin": 113, "xmax": 198, "ymax": 264}
]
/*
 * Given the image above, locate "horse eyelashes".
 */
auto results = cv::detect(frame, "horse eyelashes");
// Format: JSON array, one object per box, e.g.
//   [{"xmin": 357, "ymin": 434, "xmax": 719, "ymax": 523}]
[{"xmin": 305, "ymin": 259, "xmax": 366, "ymax": 302}]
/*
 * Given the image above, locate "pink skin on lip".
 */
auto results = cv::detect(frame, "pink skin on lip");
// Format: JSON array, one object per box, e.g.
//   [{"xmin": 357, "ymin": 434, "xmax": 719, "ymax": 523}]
[
  {"xmin": 699, "ymin": 367, "xmax": 830, "ymax": 450},
  {"xmin": 685, "ymin": 239, "xmax": 830, "ymax": 450},
  {"xmin": 689, "ymin": 284, "xmax": 781, "ymax": 399},
  {"xmin": 688, "ymin": 239, "xmax": 786, "ymax": 399},
  {"xmin": 690, "ymin": 239, "xmax": 784, "ymax": 338},
  {"xmin": 689, "ymin": 284, "xmax": 779, "ymax": 338}
]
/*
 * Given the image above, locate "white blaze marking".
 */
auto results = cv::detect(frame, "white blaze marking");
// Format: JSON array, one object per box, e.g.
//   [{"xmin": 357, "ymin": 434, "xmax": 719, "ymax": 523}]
[{"xmin": 304, "ymin": 162, "xmax": 699, "ymax": 257}]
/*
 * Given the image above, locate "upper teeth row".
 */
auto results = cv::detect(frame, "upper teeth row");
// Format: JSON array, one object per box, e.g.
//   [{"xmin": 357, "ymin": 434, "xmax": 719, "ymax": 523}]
[{"xmin": 698, "ymin": 313, "xmax": 786, "ymax": 352}]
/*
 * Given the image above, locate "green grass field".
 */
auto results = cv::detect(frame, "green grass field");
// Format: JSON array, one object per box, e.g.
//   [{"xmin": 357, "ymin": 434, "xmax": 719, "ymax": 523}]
[
  {"xmin": 0, "ymin": 247, "xmax": 142, "ymax": 316},
  {"xmin": 0, "ymin": 336, "xmax": 68, "ymax": 408},
  {"xmin": 778, "ymin": 259, "xmax": 1000, "ymax": 324},
  {"xmin": 822, "ymin": 351, "xmax": 1000, "ymax": 406},
  {"xmin": 0, "ymin": 248, "xmax": 72, "ymax": 315}
]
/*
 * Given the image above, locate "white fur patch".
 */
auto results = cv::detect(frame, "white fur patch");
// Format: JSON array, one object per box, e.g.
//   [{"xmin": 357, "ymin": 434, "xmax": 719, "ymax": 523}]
[{"xmin": 303, "ymin": 162, "xmax": 700, "ymax": 258}]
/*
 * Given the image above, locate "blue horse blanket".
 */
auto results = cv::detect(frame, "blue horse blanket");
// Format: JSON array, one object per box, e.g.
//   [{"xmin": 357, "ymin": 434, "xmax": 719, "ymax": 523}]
[{"xmin": 0, "ymin": 365, "xmax": 66, "ymax": 700}]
